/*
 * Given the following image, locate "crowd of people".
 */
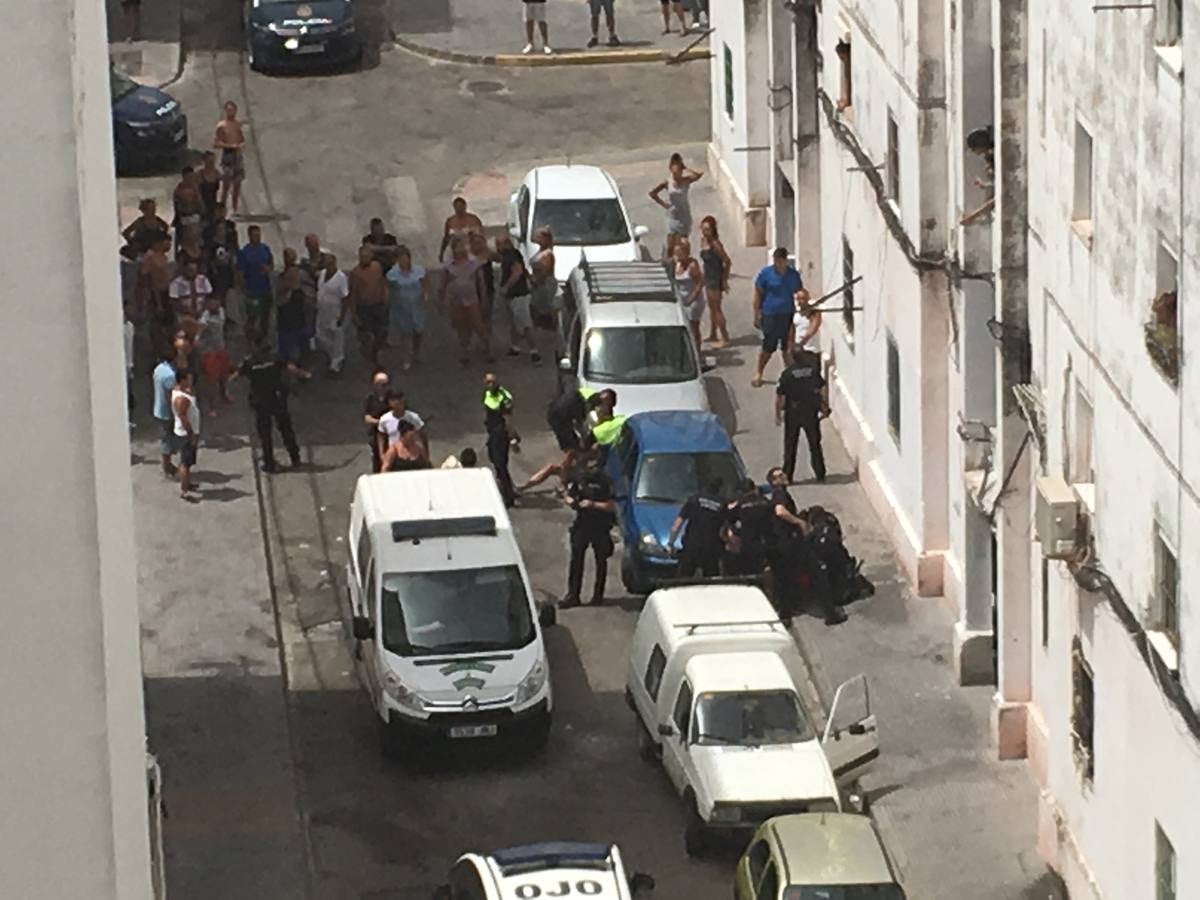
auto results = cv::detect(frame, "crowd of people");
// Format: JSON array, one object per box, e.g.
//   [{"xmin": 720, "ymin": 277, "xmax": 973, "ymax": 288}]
[
  {"xmin": 519, "ymin": 0, "xmax": 710, "ymax": 55},
  {"xmin": 119, "ymin": 116, "xmax": 849, "ymax": 615}
]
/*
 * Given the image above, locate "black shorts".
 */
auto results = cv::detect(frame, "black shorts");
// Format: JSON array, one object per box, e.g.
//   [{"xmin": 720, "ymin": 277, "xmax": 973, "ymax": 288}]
[
  {"xmin": 356, "ymin": 304, "xmax": 388, "ymax": 343},
  {"xmin": 761, "ymin": 312, "xmax": 791, "ymax": 352},
  {"xmin": 181, "ymin": 441, "xmax": 198, "ymax": 467},
  {"xmin": 551, "ymin": 419, "xmax": 581, "ymax": 452}
]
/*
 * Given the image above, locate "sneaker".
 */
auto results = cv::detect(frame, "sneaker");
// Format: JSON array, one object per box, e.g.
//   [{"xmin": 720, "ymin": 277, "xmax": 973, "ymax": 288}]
[
  {"xmin": 522, "ymin": 43, "xmax": 534, "ymax": 54},
  {"xmin": 608, "ymin": 34, "xmax": 621, "ymax": 46},
  {"xmin": 587, "ymin": 36, "xmax": 599, "ymax": 48},
  {"xmin": 824, "ymin": 608, "xmax": 849, "ymax": 626},
  {"xmin": 531, "ymin": 351, "xmax": 543, "ymax": 366},
  {"xmin": 543, "ymin": 45, "xmax": 553, "ymax": 54},
  {"xmin": 506, "ymin": 347, "xmax": 521, "ymax": 357},
  {"xmin": 560, "ymin": 594, "xmax": 581, "ymax": 609}
]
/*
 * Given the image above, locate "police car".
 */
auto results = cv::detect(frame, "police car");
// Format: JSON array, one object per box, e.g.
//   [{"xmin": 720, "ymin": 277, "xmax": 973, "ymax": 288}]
[{"xmin": 431, "ymin": 842, "xmax": 655, "ymax": 900}]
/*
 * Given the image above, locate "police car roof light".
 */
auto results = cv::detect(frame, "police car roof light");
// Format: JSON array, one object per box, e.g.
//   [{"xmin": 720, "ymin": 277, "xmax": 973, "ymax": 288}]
[
  {"xmin": 492, "ymin": 841, "xmax": 612, "ymax": 874},
  {"xmin": 390, "ymin": 516, "xmax": 497, "ymax": 542}
]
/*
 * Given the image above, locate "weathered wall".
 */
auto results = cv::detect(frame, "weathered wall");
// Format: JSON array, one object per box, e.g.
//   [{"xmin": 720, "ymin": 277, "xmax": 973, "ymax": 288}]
[
  {"xmin": 1023, "ymin": 0, "xmax": 1200, "ymax": 893},
  {"xmin": 819, "ymin": 0, "xmax": 950, "ymax": 595}
]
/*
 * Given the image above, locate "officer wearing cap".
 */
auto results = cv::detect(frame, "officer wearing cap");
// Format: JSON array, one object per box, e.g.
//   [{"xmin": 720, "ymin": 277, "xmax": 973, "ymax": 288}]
[{"xmin": 482, "ymin": 372, "xmax": 518, "ymax": 507}]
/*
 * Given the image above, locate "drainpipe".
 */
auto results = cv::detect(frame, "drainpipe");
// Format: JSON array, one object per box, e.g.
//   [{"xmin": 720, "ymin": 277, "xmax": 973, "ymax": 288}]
[{"xmin": 991, "ymin": 0, "xmax": 1033, "ymax": 759}]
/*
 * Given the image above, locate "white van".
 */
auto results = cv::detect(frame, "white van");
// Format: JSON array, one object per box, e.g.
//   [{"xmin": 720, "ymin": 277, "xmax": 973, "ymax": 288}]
[
  {"xmin": 558, "ymin": 260, "xmax": 710, "ymax": 416},
  {"xmin": 625, "ymin": 584, "xmax": 878, "ymax": 855},
  {"xmin": 347, "ymin": 469, "xmax": 554, "ymax": 758}
]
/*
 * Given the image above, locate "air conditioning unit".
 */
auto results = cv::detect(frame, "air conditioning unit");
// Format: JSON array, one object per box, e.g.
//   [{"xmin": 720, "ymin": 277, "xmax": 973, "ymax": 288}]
[{"xmin": 1035, "ymin": 475, "xmax": 1079, "ymax": 559}]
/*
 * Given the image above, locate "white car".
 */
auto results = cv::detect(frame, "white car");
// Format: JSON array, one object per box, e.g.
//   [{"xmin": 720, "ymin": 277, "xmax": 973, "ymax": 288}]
[
  {"xmin": 508, "ymin": 164, "xmax": 650, "ymax": 284},
  {"xmin": 431, "ymin": 842, "xmax": 656, "ymax": 899}
]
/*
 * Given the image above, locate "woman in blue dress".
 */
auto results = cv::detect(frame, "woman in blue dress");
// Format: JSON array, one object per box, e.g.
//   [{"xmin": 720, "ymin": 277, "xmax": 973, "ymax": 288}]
[{"xmin": 386, "ymin": 245, "xmax": 426, "ymax": 371}]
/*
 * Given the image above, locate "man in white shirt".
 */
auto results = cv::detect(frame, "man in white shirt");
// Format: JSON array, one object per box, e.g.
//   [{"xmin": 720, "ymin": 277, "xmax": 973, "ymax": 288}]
[
  {"xmin": 376, "ymin": 390, "xmax": 428, "ymax": 467},
  {"xmin": 315, "ymin": 252, "xmax": 349, "ymax": 374},
  {"xmin": 168, "ymin": 261, "xmax": 214, "ymax": 321}
]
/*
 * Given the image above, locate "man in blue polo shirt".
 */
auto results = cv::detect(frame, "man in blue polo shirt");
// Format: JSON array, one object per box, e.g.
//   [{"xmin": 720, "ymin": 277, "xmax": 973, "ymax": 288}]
[
  {"xmin": 236, "ymin": 224, "xmax": 274, "ymax": 337},
  {"xmin": 752, "ymin": 247, "xmax": 804, "ymax": 386}
]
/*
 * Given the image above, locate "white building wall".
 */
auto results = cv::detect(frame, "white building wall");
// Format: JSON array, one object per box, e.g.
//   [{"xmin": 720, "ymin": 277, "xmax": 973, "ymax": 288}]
[
  {"xmin": 0, "ymin": 0, "xmax": 153, "ymax": 897},
  {"xmin": 1022, "ymin": 0, "xmax": 1200, "ymax": 894},
  {"xmin": 818, "ymin": 0, "xmax": 950, "ymax": 595},
  {"xmin": 708, "ymin": 0, "xmax": 771, "ymax": 245}
]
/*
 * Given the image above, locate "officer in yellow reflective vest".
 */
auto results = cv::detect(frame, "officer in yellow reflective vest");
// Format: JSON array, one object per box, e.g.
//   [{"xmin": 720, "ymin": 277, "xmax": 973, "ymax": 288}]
[
  {"xmin": 585, "ymin": 389, "xmax": 626, "ymax": 458},
  {"xmin": 483, "ymin": 372, "xmax": 518, "ymax": 506}
]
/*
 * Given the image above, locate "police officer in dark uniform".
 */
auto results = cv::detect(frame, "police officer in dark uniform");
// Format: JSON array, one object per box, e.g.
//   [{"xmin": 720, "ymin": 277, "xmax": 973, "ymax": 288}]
[
  {"xmin": 723, "ymin": 477, "xmax": 774, "ymax": 576},
  {"xmin": 775, "ymin": 348, "xmax": 829, "ymax": 483},
  {"xmin": 482, "ymin": 372, "xmax": 518, "ymax": 507},
  {"xmin": 561, "ymin": 450, "xmax": 617, "ymax": 608},
  {"xmin": 765, "ymin": 466, "xmax": 846, "ymax": 624},
  {"xmin": 668, "ymin": 477, "xmax": 727, "ymax": 578},
  {"xmin": 232, "ymin": 332, "xmax": 311, "ymax": 473}
]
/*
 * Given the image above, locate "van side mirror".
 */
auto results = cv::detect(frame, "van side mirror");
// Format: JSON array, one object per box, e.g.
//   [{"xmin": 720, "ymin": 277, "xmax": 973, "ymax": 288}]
[
  {"xmin": 431, "ymin": 885, "xmax": 451, "ymax": 900},
  {"xmin": 630, "ymin": 872, "xmax": 656, "ymax": 894},
  {"xmin": 538, "ymin": 604, "xmax": 558, "ymax": 628},
  {"xmin": 558, "ymin": 357, "xmax": 572, "ymax": 372},
  {"xmin": 632, "ymin": 224, "xmax": 650, "ymax": 240},
  {"xmin": 657, "ymin": 722, "xmax": 676, "ymax": 737},
  {"xmin": 352, "ymin": 616, "xmax": 374, "ymax": 641}
]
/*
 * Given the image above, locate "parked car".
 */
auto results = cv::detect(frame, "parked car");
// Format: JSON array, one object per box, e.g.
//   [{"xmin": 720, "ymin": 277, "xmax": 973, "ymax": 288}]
[
  {"xmin": 111, "ymin": 66, "xmax": 187, "ymax": 174},
  {"xmin": 431, "ymin": 841, "xmax": 655, "ymax": 900},
  {"xmin": 607, "ymin": 410, "xmax": 743, "ymax": 593},
  {"xmin": 625, "ymin": 584, "xmax": 879, "ymax": 856},
  {"xmin": 559, "ymin": 260, "xmax": 710, "ymax": 416},
  {"xmin": 734, "ymin": 813, "xmax": 906, "ymax": 899},
  {"xmin": 346, "ymin": 469, "xmax": 555, "ymax": 759},
  {"xmin": 245, "ymin": 0, "xmax": 362, "ymax": 74},
  {"xmin": 508, "ymin": 164, "xmax": 650, "ymax": 285}
]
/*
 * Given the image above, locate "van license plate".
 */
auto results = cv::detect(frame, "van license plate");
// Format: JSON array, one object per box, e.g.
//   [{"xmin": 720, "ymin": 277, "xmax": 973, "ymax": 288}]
[
  {"xmin": 294, "ymin": 43, "xmax": 326, "ymax": 54},
  {"xmin": 449, "ymin": 724, "xmax": 497, "ymax": 739}
]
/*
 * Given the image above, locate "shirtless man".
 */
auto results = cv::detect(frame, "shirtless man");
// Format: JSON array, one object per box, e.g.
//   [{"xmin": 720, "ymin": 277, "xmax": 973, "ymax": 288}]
[
  {"xmin": 122, "ymin": 198, "xmax": 169, "ymax": 256},
  {"xmin": 438, "ymin": 197, "xmax": 484, "ymax": 261},
  {"xmin": 139, "ymin": 233, "xmax": 174, "ymax": 352},
  {"xmin": 348, "ymin": 245, "xmax": 389, "ymax": 367},
  {"xmin": 214, "ymin": 101, "xmax": 247, "ymax": 215}
]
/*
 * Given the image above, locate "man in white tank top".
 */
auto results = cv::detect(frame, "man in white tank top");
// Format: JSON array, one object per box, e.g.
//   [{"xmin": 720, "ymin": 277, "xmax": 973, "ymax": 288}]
[{"xmin": 172, "ymin": 369, "xmax": 201, "ymax": 500}]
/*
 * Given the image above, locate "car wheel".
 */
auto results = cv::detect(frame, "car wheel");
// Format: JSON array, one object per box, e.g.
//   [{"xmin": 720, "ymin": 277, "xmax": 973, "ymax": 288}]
[
  {"xmin": 683, "ymin": 793, "xmax": 709, "ymax": 857},
  {"xmin": 247, "ymin": 42, "xmax": 264, "ymax": 73},
  {"xmin": 636, "ymin": 716, "xmax": 657, "ymax": 762},
  {"xmin": 622, "ymin": 553, "xmax": 650, "ymax": 595}
]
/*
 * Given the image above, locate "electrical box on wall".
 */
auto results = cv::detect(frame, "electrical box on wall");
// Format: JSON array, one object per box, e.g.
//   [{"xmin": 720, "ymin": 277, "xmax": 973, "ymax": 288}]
[{"xmin": 1035, "ymin": 475, "xmax": 1080, "ymax": 559}]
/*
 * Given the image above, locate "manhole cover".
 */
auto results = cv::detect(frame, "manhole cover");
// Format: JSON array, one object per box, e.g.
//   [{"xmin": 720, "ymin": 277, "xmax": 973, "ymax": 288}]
[{"xmin": 465, "ymin": 80, "xmax": 505, "ymax": 94}]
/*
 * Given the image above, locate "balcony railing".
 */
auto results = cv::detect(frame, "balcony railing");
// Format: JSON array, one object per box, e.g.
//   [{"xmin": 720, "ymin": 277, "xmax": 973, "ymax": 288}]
[{"xmin": 1144, "ymin": 320, "xmax": 1180, "ymax": 385}]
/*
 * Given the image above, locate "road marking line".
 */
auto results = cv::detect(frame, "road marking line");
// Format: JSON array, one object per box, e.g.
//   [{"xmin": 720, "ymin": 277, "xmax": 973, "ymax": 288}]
[{"xmin": 383, "ymin": 175, "xmax": 429, "ymax": 247}]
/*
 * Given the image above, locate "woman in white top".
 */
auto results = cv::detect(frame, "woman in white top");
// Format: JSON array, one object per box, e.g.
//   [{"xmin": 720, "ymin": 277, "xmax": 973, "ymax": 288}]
[
  {"xmin": 790, "ymin": 287, "xmax": 822, "ymax": 352},
  {"xmin": 171, "ymin": 369, "xmax": 201, "ymax": 499}
]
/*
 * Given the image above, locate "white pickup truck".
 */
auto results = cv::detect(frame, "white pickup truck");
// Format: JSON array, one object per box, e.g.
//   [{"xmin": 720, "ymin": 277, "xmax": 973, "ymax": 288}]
[{"xmin": 624, "ymin": 584, "xmax": 878, "ymax": 855}]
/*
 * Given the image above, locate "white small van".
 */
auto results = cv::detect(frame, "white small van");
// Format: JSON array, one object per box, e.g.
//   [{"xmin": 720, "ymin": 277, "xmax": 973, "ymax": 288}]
[
  {"xmin": 625, "ymin": 584, "xmax": 878, "ymax": 855},
  {"xmin": 347, "ymin": 469, "xmax": 554, "ymax": 758}
]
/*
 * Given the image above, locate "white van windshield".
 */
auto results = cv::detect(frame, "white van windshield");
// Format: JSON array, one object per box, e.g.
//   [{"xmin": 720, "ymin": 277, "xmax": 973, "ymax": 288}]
[
  {"xmin": 583, "ymin": 326, "xmax": 698, "ymax": 384},
  {"xmin": 694, "ymin": 690, "xmax": 813, "ymax": 746},
  {"xmin": 380, "ymin": 566, "xmax": 535, "ymax": 657}
]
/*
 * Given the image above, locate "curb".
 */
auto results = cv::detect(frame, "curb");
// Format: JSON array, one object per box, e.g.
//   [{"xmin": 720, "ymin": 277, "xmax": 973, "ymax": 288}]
[{"xmin": 394, "ymin": 35, "xmax": 710, "ymax": 67}]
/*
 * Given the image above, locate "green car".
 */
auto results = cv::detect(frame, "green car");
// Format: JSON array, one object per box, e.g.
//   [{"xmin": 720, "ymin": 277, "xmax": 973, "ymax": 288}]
[{"xmin": 734, "ymin": 813, "xmax": 906, "ymax": 900}]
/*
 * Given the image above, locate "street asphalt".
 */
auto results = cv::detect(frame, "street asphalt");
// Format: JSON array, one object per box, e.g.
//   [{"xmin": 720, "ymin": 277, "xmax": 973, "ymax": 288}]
[{"xmin": 120, "ymin": 2, "xmax": 1065, "ymax": 897}]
